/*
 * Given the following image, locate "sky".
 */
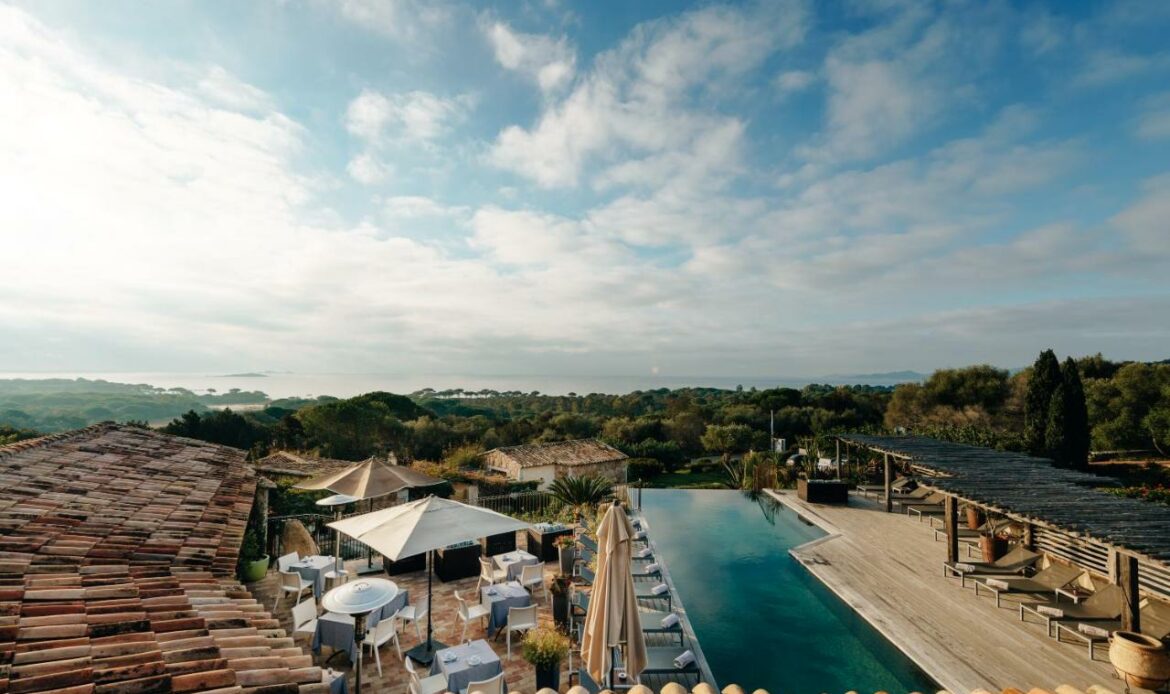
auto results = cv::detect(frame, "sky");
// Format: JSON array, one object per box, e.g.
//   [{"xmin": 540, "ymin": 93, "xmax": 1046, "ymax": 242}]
[{"xmin": 1, "ymin": 0, "xmax": 1169, "ymax": 380}]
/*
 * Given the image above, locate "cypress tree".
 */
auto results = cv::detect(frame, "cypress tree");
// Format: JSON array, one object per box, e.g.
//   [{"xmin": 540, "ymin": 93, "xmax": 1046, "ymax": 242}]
[
  {"xmin": 1061, "ymin": 357, "xmax": 1091, "ymax": 470},
  {"xmin": 1025, "ymin": 349, "xmax": 1061, "ymax": 456},
  {"xmin": 1045, "ymin": 383, "xmax": 1069, "ymax": 466}
]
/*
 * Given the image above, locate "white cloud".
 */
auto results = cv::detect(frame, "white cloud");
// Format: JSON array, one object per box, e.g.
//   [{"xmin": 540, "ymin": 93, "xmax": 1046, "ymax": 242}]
[
  {"xmin": 382, "ymin": 195, "xmax": 467, "ymax": 221},
  {"xmin": 1076, "ymin": 50, "xmax": 1170, "ymax": 87},
  {"xmin": 346, "ymin": 152, "xmax": 392, "ymax": 184},
  {"xmin": 483, "ymin": 19, "xmax": 576, "ymax": 94},
  {"xmin": 326, "ymin": 0, "xmax": 450, "ymax": 43},
  {"xmin": 1110, "ymin": 174, "xmax": 1170, "ymax": 256},
  {"xmin": 488, "ymin": 2, "xmax": 807, "ymax": 188},
  {"xmin": 196, "ymin": 66, "xmax": 274, "ymax": 112},
  {"xmin": 773, "ymin": 69, "xmax": 815, "ymax": 97},
  {"xmin": 1135, "ymin": 92, "xmax": 1170, "ymax": 139},
  {"xmin": 345, "ymin": 89, "xmax": 471, "ymax": 143}
]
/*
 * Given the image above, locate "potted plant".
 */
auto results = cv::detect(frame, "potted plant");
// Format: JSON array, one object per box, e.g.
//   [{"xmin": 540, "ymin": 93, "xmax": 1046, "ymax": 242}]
[
  {"xmin": 521, "ymin": 625, "xmax": 570, "ymax": 690},
  {"xmin": 978, "ymin": 512, "xmax": 1017, "ymax": 562},
  {"xmin": 555, "ymin": 534, "xmax": 576, "ymax": 576},
  {"xmin": 238, "ymin": 525, "xmax": 269, "ymax": 583},
  {"xmin": 966, "ymin": 506, "xmax": 984, "ymax": 531},
  {"xmin": 549, "ymin": 575, "xmax": 571, "ymax": 629}
]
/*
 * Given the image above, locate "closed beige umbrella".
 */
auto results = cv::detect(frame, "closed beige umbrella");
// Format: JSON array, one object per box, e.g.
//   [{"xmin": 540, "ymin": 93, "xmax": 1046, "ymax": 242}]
[
  {"xmin": 294, "ymin": 456, "xmax": 443, "ymax": 500},
  {"xmin": 581, "ymin": 501, "xmax": 646, "ymax": 686}
]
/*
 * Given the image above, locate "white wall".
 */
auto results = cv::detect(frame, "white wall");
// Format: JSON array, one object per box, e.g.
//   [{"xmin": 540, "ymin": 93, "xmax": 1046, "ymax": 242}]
[{"xmin": 519, "ymin": 464, "xmax": 557, "ymax": 490}]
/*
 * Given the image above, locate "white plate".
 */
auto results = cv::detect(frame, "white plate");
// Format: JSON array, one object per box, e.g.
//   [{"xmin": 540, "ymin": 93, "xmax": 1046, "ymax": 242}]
[
  {"xmin": 442, "ymin": 653, "xmax": 457, "ymax": 663},
  {"xmin": 467, "ymin": 656, "xmax": 482, "ymax": 666}
]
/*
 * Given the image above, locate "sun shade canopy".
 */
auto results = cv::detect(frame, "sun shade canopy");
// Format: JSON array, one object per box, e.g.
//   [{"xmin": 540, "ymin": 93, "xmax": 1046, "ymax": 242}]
[
  {"xmin": 295, "ymin": 456, "xmax": 444, "ymax": 500},
  {"xmin": 328, "ymin": 496, "xmax": 530, "ymax": 561}
]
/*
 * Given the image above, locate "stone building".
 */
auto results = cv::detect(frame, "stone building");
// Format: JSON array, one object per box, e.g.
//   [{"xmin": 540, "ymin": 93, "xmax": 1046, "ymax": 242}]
[{"xmin": 480, "ymin": 438, "xmax": 629, "ymax": 490}]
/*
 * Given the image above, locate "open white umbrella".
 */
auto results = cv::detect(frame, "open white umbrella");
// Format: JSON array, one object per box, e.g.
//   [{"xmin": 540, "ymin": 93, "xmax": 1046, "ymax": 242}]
[
  {"xmin": 329, "ymin": 496, "xmax": 530, "ymax": 663},
  {"xmin": 581, "ymin": 501, "xmax": 646, "ymax": 686}
]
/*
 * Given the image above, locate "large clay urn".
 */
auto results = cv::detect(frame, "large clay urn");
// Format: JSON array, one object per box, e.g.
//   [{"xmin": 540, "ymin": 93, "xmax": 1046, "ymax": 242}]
[{"xmin": 1109, "ymin": 631, "xmax": 1170, "ymax": 691}]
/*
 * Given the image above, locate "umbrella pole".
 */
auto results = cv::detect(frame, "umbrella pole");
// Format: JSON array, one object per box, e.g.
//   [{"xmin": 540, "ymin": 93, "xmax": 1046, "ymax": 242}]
[{"xmin": 404, "ymin": 549, "xmax": 446, "ymax": 665}]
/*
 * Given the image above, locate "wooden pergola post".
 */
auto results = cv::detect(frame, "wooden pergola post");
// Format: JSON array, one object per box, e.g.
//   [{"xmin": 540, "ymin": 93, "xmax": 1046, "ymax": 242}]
[
  {"xmin": 884, "ymin": 453, "xmax": 892, "ymax": 513},
  {"xmin": 835, "ymin": 439, "xmax": 842, "ymax": 480},
  {"xmin": 943, "ymin": 495, "xmax": 959, "ymax": 564},
  {"xmin": 1115, "ymin": 552, "xmax": 1141, "ymax": 632},
  {"xmin": 1022, "ymin": 522, "xmax": 1034, "ymax": 551}
]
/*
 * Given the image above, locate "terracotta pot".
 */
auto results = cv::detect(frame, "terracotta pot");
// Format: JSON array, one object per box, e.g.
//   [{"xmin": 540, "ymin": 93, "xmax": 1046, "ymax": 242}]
[
  {"xmin": 966, "ymin": 507, "xmax": 984, "ymax": 531},
  {"xmin": 1110, "ymin": 631, "xmax": 1170, "ymax": 691},
  {"xmin": 979, "ymin": 535, "xmax": 1007, "ymax": 563}
]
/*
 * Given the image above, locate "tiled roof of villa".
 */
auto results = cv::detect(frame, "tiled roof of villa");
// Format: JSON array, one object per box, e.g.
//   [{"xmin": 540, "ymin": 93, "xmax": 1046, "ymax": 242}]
[
  {"xmin": 253, "ymin": 451, "xmax": 353, "ymax": 480},
  {"xmin": 0, "ymin": 424, "xmax": 326, "ymax": 694},
  {"xmin": 484, "ymin": 439, "xmax": 627, "ymax": 468}
]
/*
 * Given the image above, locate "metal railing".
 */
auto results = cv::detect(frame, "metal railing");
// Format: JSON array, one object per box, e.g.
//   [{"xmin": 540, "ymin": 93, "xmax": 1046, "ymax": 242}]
[
  {"xmin": 267, "ymin": 499, "xmax": 405, "ymax": 560},
  {"xmin": 472, "ymin": 490, "xmax": 560, "ymax": 517}
]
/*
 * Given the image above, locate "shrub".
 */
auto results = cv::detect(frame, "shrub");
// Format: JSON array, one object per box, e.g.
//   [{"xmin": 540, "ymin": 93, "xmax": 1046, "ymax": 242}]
[
  {"xmin": 521, "ymin": 625, "xmax": 569, "ymax": 669},
  {"xmin": 627, "ymin": 458, "xmax": 665, "ymax": 480},
  {"xmin": 548, "ymin": 475, "xmax": 614, "ymax": 507}
]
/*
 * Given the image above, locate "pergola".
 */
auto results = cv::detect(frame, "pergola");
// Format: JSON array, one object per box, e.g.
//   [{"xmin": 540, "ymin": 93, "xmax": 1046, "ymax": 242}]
[{"xmin": 837, "ymin": 434, "xmax": 1170, "ymax": 632}]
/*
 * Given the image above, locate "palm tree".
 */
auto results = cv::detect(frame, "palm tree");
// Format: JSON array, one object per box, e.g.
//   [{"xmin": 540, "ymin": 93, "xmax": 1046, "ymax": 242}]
[{"xmin": 548, "ymin": 475, "xmax": 614, "ymax": 508}]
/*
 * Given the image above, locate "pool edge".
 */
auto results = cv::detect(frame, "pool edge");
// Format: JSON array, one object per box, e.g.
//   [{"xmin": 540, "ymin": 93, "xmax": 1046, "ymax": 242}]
[
  {"xmin": 765, "ymin": 489, "xmax": 953, "ymax": 694},
  {"xmin": 633, "ymin": 507, "xmax": 719, "ymax": 691}
]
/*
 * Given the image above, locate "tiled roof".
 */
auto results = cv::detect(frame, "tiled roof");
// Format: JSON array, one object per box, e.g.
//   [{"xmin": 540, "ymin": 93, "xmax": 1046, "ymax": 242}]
[
  {"xmin": 0, "ymin": 424, "xmax": 325, "ymax": 694},
  {"xmin": 484, "ymin": 439, "xmax": 627, "ymax": 468},
  {"xmin": 253, "ymin": 452, "xmax": 353, "ymax": 480},
  {"xmin": 0, "ymin": 424, "xmax": 253, "ymax": 576}
]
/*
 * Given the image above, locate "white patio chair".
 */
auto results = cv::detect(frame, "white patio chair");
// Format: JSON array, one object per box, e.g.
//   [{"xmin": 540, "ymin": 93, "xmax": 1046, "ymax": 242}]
[
  {"xmin": 479, "ymin": 557, "xmax": 507, "ymax": 589},
  {"xmin": 405, "ymin": 656, "xmax": 448, "ymax": 694},
  {"xmin": 362, "ymin": 612, "xmax": 402, "ymax": 675},
  {"xmin": 275, "ymin": 569, "xmax": 313, "ymax": 609},
  {"xmin": 455, "ymin": 589, "xmax": 491, "ymax": 642},
  {"xmin": 398, "ymin": 595, "xmax": 428, "ymax": 640},
  {"xmin": 276, "ymin": 552, "xmax": 299, "ymax": 572},
  {"xmin": 323, "ymin": 556, "xmax": 348, "ymax": 587},
  {"xmin": 291, "ymin": 598, "xmax": 317, "ymax": 641},
  {"xmin": 519, "ymin": 562, "xmax": 547, "ymax": 603},
  {"xmin": 504, "ymin": 604, "xmax": 538, "ymax": 659},
  {"xmin": 464, "ymin": 672, "xmax": 504, "ymax": 694}
]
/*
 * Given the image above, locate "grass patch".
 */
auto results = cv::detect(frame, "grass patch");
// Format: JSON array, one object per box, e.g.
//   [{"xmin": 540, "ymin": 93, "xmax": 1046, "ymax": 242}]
[{"xmin": 634, "ymin": 466, "xmax": 727, "ymax": 489}]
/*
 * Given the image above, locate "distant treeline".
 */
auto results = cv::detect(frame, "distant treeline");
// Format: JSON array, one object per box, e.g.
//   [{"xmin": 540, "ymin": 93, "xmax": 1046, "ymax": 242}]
[{"xmin": 0, "ymin": 378, "xmax": 269, "ymax": 431}]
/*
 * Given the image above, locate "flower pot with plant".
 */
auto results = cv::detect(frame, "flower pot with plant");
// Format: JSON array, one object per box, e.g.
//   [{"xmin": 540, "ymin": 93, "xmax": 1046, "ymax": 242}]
[
  {"xmin": 555, "ymin": 535, "xmax": 576, "ymax": 576},
  {"xmin": 522, "ymin": 625, "xmax": 570, "ymax": 691},
  {"xmin": 237, "ymin": 525, "xmax": 269, "ymax": 583},
  {"xmin": 549, "ymin": 575, "xmax": 571, "ymax": 629}
]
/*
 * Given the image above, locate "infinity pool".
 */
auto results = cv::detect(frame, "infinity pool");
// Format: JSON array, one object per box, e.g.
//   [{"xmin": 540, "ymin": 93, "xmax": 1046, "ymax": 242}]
[{"xmin": 639, "ymin": 489, "xmax": 935, "ymax": 694}]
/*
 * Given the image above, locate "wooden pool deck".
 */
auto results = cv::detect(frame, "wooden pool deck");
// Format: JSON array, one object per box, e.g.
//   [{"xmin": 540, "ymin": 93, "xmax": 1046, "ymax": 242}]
[{"xmin": 766, "ymin": 490, "xmax": 1129, "ymax": 694}]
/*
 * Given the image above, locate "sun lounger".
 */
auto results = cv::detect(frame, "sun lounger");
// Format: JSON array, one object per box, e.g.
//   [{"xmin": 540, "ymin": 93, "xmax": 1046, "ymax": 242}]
[
  {"xmin": 898, "ymin": 491, "xmax": 945, "ymax": 513},
  {"xmin": 640, "ymin": 607, "xmax": 684, "ymax": 645},
  {"xmin": 943, "ymin": 546, "xmax": 1040, "ymax": 586},
  {"xmin": 1019, "ymin": 583, "xmax": 1123, "ymax": 637},
  {"xmin": 635, "ymin": 582, "xmax": 672, "ymax": 609},
  {"xmin": 1053, "ymin": 598, "xmax": 1170, "ymax": 659},
  {"xmin": 575, "ymin": 565, "xmax": 595, "ymax": 586},
  {"xmin": 973, "ymin": 563, "xmax": 1082, "ymax": 608},
  {"xmin": 577, "ymin": 534, "xmax": 598, "ymax": 554},
  {"xmin": 631, "ymin": 562, "xmax": 661, "ymax": 580},
  {"xmin": 641, "ymin": 647, "xmax": 701, "ymax": 676},
  {"xmin": 856, "ymin": 477, "xmax": 914, "ymax": 498}
]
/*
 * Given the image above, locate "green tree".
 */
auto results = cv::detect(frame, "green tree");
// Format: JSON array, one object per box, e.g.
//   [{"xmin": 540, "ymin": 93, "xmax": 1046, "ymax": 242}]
[
  {"xmin": 1045, "ymin": 383, "xmax": 1069, "ymax": 466},
  {"xmin": 1025, "ymin": 349, "xmax": 1062, "ymax": 456},
  {"xmin": 1060, "ymin": 358, "xmax": 1090, "ymax": 470},
  {"xmin": 700, "ymin": 423, "xmax": 755, "ymax": 455}
]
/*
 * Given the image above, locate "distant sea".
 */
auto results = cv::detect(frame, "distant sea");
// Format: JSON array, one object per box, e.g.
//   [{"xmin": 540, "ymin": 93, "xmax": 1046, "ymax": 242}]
[{"xmin": 0, "ymin": 371, "xmax": 925, "ymax": 399}]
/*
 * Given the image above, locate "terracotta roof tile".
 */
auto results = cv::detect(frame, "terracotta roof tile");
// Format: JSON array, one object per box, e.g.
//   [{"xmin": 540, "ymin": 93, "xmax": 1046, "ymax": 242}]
[{"xmin": 483, "ymin": 438, "xmax": 628, "ymax": 468}]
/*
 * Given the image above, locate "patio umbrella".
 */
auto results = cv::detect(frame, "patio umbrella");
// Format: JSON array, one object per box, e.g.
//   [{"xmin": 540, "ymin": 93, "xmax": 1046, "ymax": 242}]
[
  {"xmin": 297, "ymin": 457, "xmax": 445, "ymax": 573},
  {"xmin": 581, "ymin": 501, "xmax": 646, "ymax": 687},
  {"xmin": 316, "ymin": 493, "xmax": 358, "ymax": 569},
  {"xmin": 328, "ymin": 495, "xmax": 530, "ymax": 664}
]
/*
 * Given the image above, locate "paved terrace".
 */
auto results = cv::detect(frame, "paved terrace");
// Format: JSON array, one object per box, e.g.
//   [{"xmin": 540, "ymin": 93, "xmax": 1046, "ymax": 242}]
[
  {"xmin": 257, "ymin": 523, "xmax": 704, "ymax": 694},
  {"xmin": 765, "ymin": 490, "xmax": 1125, "ymax": 694}
]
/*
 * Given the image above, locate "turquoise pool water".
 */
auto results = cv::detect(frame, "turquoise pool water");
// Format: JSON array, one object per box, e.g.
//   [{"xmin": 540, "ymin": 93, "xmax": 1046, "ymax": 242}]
[{"xmin": 639, "ymin": 489, "xmax": 935, "ymax": 694}]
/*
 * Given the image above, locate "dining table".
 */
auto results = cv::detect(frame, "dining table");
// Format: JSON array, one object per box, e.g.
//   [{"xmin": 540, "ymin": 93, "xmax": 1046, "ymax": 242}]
[
  {"xmin": 480, "ymin": 580, "xmax": 531, "ymax": 637},
  {"xmin": 292, "ymin": 555, "xmax": 336, "ymax": 599},
  {"xmin": 430, "ymin": 639, "xmax": 502, "ymax": 694},
  {"xmin": 311, "ymin": 587, "xmax": 408, "ymax": 663},
  {"xmin": 493, "ymin": 549, "xmax": 538, "ymax": 581}
]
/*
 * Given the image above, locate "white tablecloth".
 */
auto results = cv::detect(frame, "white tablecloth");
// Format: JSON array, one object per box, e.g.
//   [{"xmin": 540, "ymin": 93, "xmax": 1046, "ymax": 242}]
[
  {"xmin": 293, "ymin": 555, "xmax": 337, "ymax": 598},
  {"xmin": 493, "ymin": 550, "xmax": 538, "ymax": 581}
]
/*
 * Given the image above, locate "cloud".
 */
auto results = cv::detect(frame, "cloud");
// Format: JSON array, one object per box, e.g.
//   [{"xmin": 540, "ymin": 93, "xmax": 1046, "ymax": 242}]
[
  {"xmin": 1110, "ymin": 174, "xmax": 1170, "ymax": 256},
  {"xmin": 1134, "ymin": 92, "xmax": 1170, "ymax": 139},
  {"xmin": 1076, "ymin": 50, "xmax": 1170, "ymax": 87},
  {"xmin": 346, "ymin": 152, "xmax": 392, "ymax": 184},
  {"xmin": 345, "ymin": 89, "xmax": 471, "ymax": 143},
  {"xmin": 482, "ymin": 19, "xmax": 576, "ymax": 93},
  {"xmin": 488, "ymin": 1, "xmax": 807, "ymax": 188},
  {"xmin": 325, "ymin": 0, "xmax": 450, "ymax": 43},
  {"xmin": 773, "ymin": 69, "xmax": 815, "ymax": 97},
  {"xmin": 196, "ymin": 66, "xmax": 274, "ymax": 112}
]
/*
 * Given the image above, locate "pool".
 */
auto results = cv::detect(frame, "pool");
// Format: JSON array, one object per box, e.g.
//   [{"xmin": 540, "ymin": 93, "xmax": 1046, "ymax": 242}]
[{"xmin": 639, "ymin": 489, "xmax": 936, "ymax": 694}]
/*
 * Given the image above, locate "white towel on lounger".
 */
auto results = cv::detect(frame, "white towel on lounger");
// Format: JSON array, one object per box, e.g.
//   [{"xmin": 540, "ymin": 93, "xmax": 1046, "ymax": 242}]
[
  {"xmin": 673, "ymin": 650, "xmax": 695, "ymax": 669},
  {"xmin": 636, "ymin": 548, "xmax": 653, "ymax": 558},
  {"xmin": 985, "ymin": 578, "xmax": 1011, "ymax": 590},
  {"xmin": 660, "ymin": 613, "xmax": 680, "ymax": 629},
  {"xmin": 954, "ymin": 562, "xmax": 976, "ymax": 572},
  {"xmin": 645, "ymin": 563, "xmax": 660, "ymax": 573},
  {"xmin": 1037, "ymin": 605, "xmax": 1064, "ymax": 618},
  {"xmin": 651, "ymin": 583, "xmax": 669, "ymax": 595}
]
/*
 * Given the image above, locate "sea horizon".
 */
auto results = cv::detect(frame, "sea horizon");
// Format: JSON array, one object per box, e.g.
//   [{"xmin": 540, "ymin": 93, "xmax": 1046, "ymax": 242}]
[{"xmin": 0, "ymin": 370, "xmax": 924, "ymax": 400}]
